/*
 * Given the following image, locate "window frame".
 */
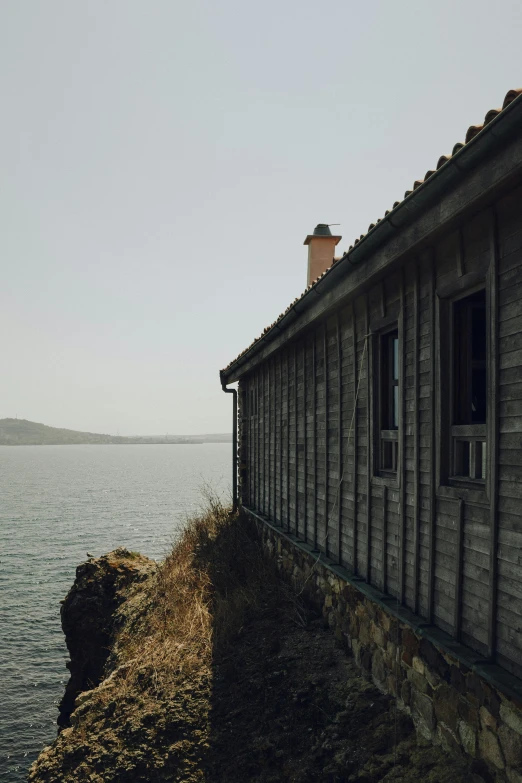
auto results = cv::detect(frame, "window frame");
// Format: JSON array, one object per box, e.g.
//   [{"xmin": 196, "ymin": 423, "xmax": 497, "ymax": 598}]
[{"xmin": 439, "ymin": 282, "xmax": 488, "ymax": 490}]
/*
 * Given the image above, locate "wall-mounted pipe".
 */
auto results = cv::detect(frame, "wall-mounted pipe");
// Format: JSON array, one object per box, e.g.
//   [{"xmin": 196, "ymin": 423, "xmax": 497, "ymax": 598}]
[{"xmin": 220, "ymin": 372, "xmax": 238, "ymax": 513}]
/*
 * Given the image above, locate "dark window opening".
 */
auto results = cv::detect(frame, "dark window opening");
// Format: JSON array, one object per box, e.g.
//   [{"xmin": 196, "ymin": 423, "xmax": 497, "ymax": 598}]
[
  {"xmin": 451, "ymin": 289, "xmax": 487, "ymax": 482},
  {"xmin": 453, "ymin": 439, "xmax": 486, "ymax": 481},
  {"xmin": 378, "ymin": 329, "xmax": 399, "ymax": 475},
  {"xmin": 382, "ymin": 331, "xmax": 399, "ymax": 429},
  {"xmin": 453, "ymin": 290, "xmax": 487, "ymax": 426}
]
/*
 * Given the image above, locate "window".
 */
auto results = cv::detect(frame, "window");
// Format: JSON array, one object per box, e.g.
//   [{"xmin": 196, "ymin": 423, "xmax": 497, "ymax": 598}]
[
  {"xmin": 450, "ymin": 289, "xmax": 487, "ymax": 482},
  {"xmin": 377, "ymin": 329, "xmax": 399, "ymax": 475}
]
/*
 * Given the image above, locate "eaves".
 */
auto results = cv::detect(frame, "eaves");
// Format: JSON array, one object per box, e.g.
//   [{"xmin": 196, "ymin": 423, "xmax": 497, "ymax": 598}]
[{"xmin": 221, "ymin": 92, "xmax": 522, "ymax": 385}]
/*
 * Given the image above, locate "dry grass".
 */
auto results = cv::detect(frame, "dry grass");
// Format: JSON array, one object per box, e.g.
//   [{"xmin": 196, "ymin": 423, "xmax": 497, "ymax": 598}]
[
  {"xmin": 86, "ymin": 495, "xmax": 275, "ymax": 710},
  {"xmin": 29, "ymin": 499, "xmax": 287, "ymax": 781}
]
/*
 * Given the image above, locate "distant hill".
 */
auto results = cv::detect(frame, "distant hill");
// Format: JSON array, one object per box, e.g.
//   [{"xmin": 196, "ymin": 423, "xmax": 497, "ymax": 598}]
[{"xmin": 0, "ymin": 419, "xmax": 232, "ymax": 446}]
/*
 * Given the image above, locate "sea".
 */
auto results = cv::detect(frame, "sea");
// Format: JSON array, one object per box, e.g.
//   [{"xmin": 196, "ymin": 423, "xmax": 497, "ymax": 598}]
[{"xmin": 0, "ymin": 443, "xmax": 231, "ymax": 781}]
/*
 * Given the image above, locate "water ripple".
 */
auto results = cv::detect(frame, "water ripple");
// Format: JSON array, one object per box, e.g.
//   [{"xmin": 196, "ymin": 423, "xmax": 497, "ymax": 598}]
[{"xmin": 0, "ymin": 444, "xmax": 230, "ymax": 781}]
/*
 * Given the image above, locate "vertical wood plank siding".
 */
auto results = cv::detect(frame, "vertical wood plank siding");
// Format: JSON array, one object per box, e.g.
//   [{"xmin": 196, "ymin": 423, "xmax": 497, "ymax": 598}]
[
  {"xmin": 303, "ymin": 342, "xmax": 309, "ymax": 542},
  {"xmin": 337, "ymin": 314, "xmax": 343, "ymax": 564},
  {"xmin": 399, "ymin": 272, "xmax": 406, "ymax": 603},
  {"xmin": 382, "ymin": 485, "xmax": 388, "ymax": 593},
  {"xmin": 413, "ymin": 264, "xmax": 421, "ymax": 615},
  {"xmin": 352, "ymin": 304, "xmax": 359, "ymax": 572},
  {"xmin": 238, "ymin": 381, "xmax": 247, "ymax": 507},
  {"xmin": 365, "ymin": 298, "xmax": 372, "ymax": 582},
  {"xmin": 274, "ymin": 357, "xmax": 279, "ymax": 526},
  {"xmin": 306, "ymin": 337, "xmax": 315, "ymax": 543},
  {"xmin": 255, "ymin": 369, "xmax": 259, "ymax": 513},
  {"xmin": 454, "ymin": 498, "xmax": 464, "ymax": 641},
  {"xmin": 488, "ymin": 208, "xmax": 500, "ymax": 661},
  {"xmin": 293, "ymin": 346, "xmax": 299, "ymax": 536},
  {"xmin": 356, "ymin": 301, "xmax": 368, "ymax": 578},
  {"xmin": 279, "ymin": 354, "xmax": 283, "ymax": 525},
  {"xmin": 262, "ymin": 366, "xmax": 267, "ymax": 516},
  {"xmin": 495, "ymin": 185, "xmax": 522, "ymax": 677},
  {"xmin": 297, "ymin": 345, "xmax": 302, "ymax": 537},
  {"xmin": 273, "ymin": 357, "xmax": 278, "ymax": 525},
  {"xmin": 290, "ymin": 348, "xmax": 296, "ymax": 534},
  {"xmin": 327, "ymin": 317, "xmax": 340, "ymax": 562},
  {"xmin": 418, "ymin": 260, "xmax": 431, "ymax": 620},
  {"xmin": 250, "ymin": 377, "xmax": 255, "ymax": 507},
  {"xmin": 270, "ymin": 360, "xmax": 275, "ymax": 523},
  {"xmin": 248, "ymin": 379, "xmax": 253, "ymax": 507},
  {"xmin": 315, "ymin": 330, "xmax": 326, "ymax": 550},
  {"xmin": 313, "ymin": 336, "xmax": 318, "ymax": 549},
  {"xmin": 340, "ymin": 308, "xmax": 354, "ymax": 565},
  {"xmin": 286, "ymin": 352, "xmax": 290, "ymax": 531},
  {"xmin": 259, "ymin": 367, "xmax": 263, "ymax": 515},
  {"xmin": 323, "ymin": 326, "xmax": 329, "ymax": 555},
  {"xmin": 428, "ymin": 254, "xmax": 437, "ymax": 624},
  {"xmin": 240, "ymin": 182, "xmax": 522, "ymax": 680},
  {"xmin": 266, "ymin": 363, "xmax": 270, "ymax": 518}
]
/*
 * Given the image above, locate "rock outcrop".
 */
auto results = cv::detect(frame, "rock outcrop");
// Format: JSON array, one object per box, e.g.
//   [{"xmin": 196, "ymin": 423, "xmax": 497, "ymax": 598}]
[
  {"xmin": 58, "ymin": 548, "xmax": 156, "ymax": 728},
  {"xmin": 28, "ymin": 523, "xmax": 214, "ymax": 783}
]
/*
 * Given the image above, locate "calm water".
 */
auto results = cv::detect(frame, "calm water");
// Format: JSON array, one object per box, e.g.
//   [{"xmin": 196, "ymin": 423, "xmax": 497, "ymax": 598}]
[{"xmin": 0, "ymin": 444, "xmax": 231, "ymax": 781}]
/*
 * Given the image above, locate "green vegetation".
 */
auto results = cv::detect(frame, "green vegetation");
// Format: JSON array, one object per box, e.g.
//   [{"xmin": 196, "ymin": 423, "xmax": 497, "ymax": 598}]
[{"xmin": 0, "ymin": 419, "xmax": 231, "ymax": 446}]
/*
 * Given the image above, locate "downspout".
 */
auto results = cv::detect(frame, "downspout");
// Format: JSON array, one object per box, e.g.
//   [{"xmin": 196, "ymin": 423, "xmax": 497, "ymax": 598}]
[{"xmin": 220, "ymin": 372, "xmax": 238, "ymax": 513}]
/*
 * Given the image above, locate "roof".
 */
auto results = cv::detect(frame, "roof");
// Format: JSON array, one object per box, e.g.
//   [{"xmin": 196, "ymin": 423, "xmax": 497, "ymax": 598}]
[{"xmin": 221, "ymin": 87, "xmax": 522, "ymax": 381}]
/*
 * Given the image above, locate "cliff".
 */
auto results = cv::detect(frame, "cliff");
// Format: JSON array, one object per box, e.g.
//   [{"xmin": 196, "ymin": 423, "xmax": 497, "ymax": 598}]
[
  {"xmin": 29, "ymin": 508, "xmax": 480, "ymax": 783},
  {"xmin": 57, "ymin": 548, "xmax": 157, "ymax": 728}
]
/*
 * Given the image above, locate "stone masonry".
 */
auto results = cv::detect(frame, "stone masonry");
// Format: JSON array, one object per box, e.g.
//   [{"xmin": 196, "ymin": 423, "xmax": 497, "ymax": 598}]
[{"xmin": 247, "ymin": 511, "xmax": 522, "ymax": 782}]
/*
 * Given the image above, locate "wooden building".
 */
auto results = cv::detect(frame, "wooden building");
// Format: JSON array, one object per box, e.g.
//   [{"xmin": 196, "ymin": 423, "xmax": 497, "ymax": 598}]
[{"xmin": 221, "ymin": 89, "xmax": 522, "ymax": 681}]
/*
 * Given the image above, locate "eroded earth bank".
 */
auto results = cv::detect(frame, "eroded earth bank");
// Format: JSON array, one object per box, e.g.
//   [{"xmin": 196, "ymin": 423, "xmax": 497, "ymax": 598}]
[{"xmin": 29, "ymin": 506, "xmax": 484, "ymax": 782}]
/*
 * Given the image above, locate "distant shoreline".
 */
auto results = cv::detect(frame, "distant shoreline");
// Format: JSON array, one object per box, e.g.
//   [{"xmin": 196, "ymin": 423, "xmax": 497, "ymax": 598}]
[
  {"xmin": 0, "ymin": 441, "xmax": 230, "ymax": 446},
  {"xmin": 0, "ymin": 418, "xmax": 232, "ymax": 447}
]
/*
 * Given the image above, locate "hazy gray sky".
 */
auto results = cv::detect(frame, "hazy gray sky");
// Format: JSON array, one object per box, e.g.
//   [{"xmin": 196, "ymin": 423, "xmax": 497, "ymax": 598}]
[{"xmin": 1, "ymin": 1, "xmax": 520, "ymax": 435}]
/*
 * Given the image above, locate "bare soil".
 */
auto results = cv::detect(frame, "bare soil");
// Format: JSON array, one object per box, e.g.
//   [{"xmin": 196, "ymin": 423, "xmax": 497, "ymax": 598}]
[{"xmin": 206, "ymin": 583, "xmax": 483, "ymax": 783}]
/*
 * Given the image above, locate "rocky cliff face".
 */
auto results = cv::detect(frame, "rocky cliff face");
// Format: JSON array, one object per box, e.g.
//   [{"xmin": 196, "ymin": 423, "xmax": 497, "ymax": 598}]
[
  {"xmin": 58, "ymin": 548, "xmax": 157, "ymax": 728},
  {"xmin": 28, "ymin": 525, "xmax": 213, "ymax": 783}
]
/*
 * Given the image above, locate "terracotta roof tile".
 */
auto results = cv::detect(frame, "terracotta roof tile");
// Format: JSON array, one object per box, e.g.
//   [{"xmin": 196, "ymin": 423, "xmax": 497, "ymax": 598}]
[
  {"xmin": 465, "ymin": 124, "xmax": 483, "ymax": 143},
  {"xmin": 503, "ymin": 88, "xmax": 522, "ymax": 108},
  {"xmin": 222, "ymin": 88, "xmax": 522, "ymax": 376},
  {"xmin": 484, "ymin": 108, "xmax": 501, "ymax": 125}
]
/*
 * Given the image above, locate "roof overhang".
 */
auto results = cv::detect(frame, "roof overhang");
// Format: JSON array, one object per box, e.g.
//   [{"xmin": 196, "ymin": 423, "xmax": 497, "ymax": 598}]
[{"xmin": 221, "ymin": 93, "xmax": 522, "ymax": 385}]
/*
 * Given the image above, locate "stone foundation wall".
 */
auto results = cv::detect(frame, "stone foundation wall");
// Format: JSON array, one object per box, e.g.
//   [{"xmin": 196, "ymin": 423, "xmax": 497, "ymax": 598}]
[{"xmin": 248, "ymin": 512, "xmax": 522, "ymax": 782}]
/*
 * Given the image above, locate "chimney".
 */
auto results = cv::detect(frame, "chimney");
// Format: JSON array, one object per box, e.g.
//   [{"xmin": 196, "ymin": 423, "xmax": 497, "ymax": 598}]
[{"xmin": 304, "ymin": 224, "xmax": 342, "ymax": 286}]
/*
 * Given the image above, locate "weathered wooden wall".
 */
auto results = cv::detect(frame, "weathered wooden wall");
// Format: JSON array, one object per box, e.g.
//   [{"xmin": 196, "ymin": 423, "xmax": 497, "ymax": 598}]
[{"xmin": 239, "ymin": 182, "xmax": 522, "ymax": 679}]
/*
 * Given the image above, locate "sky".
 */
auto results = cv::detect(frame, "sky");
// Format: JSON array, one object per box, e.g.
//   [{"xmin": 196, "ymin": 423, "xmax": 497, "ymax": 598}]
[{"xmin": 1, "ymin": 0, "xmax": 521, "ymax": 435}]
